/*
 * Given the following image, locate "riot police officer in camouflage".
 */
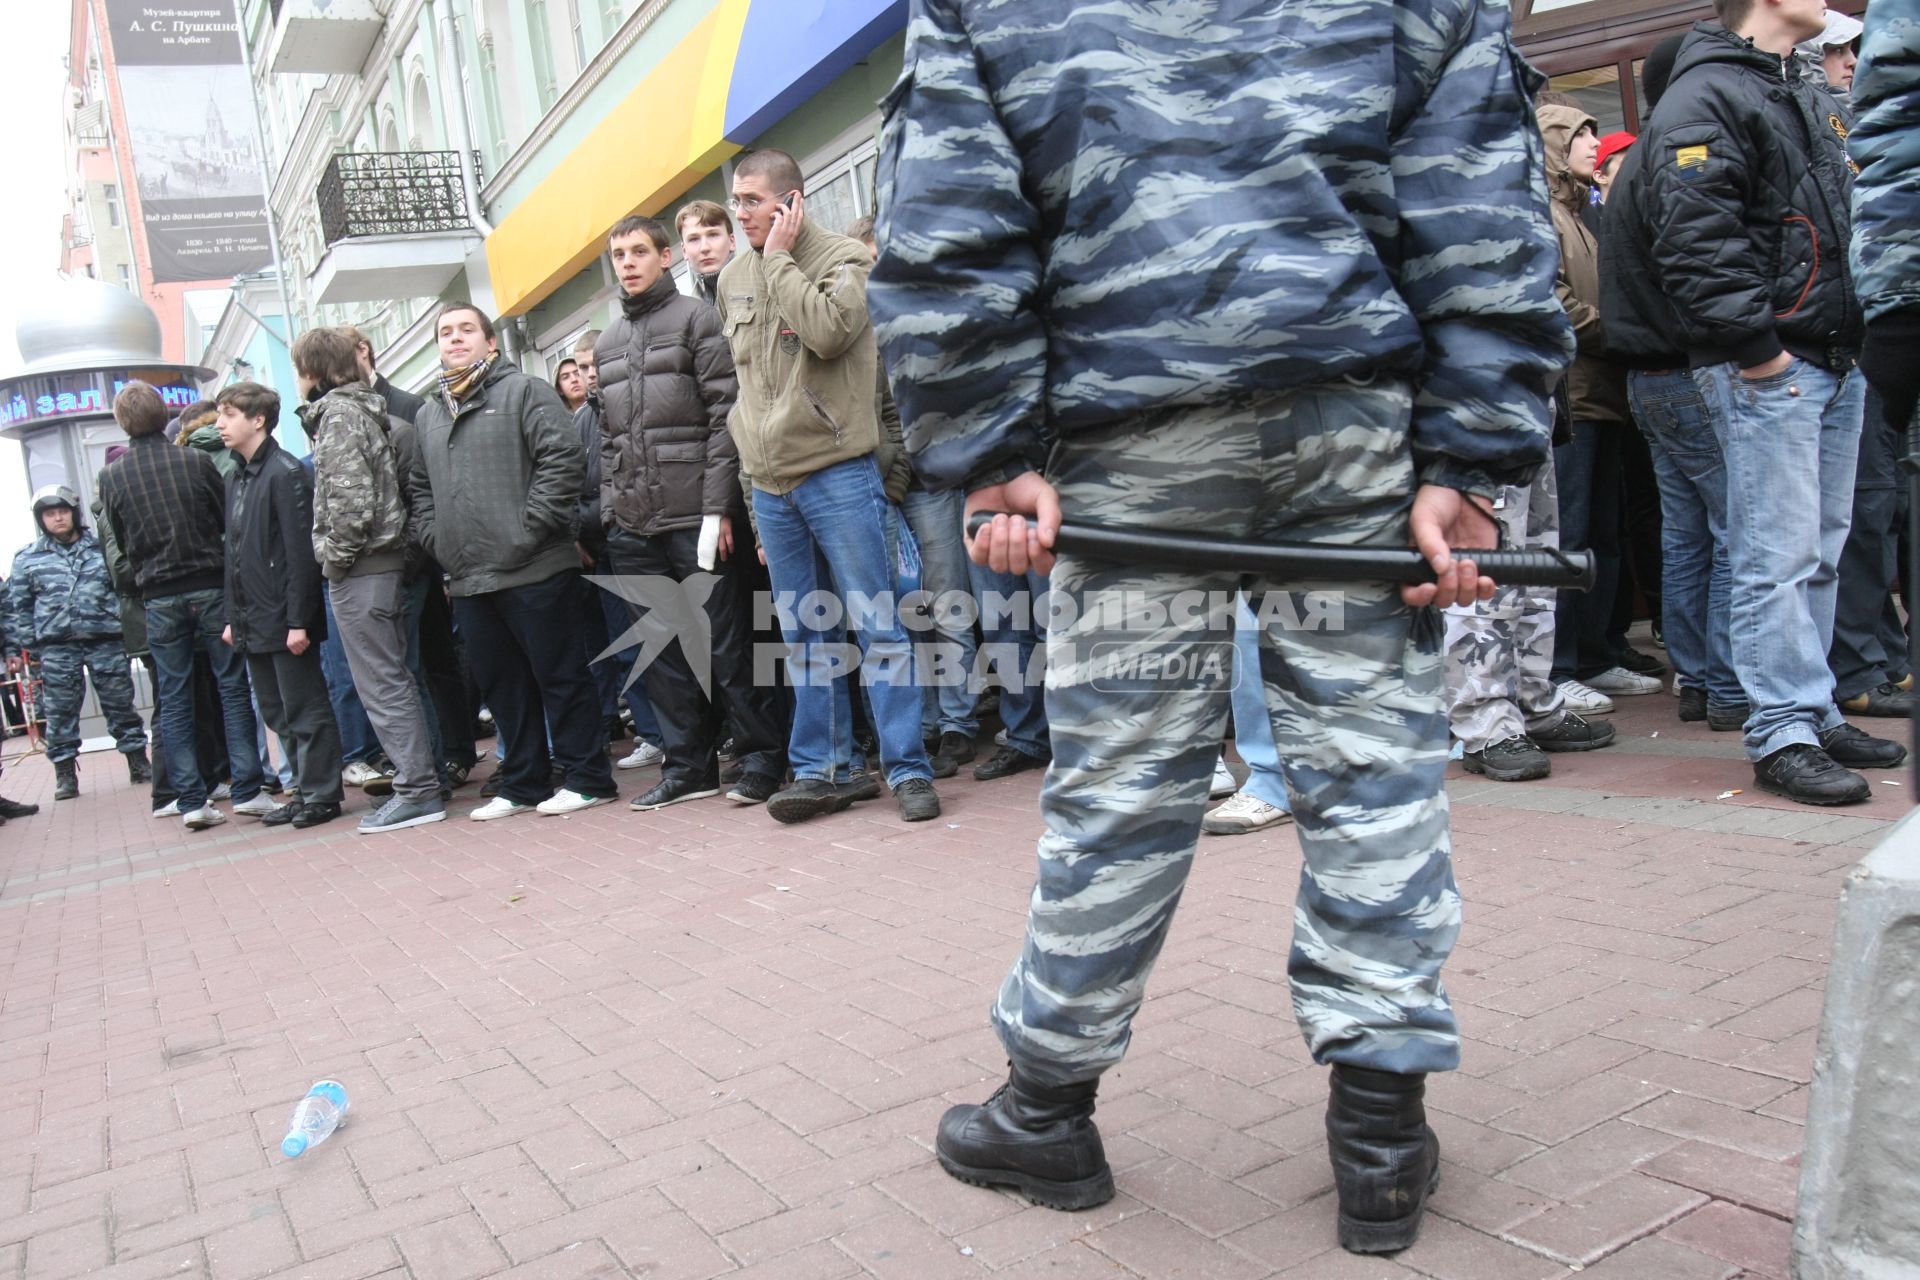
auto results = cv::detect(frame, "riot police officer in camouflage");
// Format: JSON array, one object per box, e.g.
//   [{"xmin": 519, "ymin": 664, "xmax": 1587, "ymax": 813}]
[
  {"xmin": 5, "ymin": 485, "xmax": 150, "ymax": 800},
  {"xmin": 869, "ymin": 0, "xmax": 1572, "ymax": 1253}
]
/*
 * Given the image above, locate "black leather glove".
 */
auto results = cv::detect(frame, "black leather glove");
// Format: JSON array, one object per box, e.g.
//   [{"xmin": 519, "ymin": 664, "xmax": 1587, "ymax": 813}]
[{"xmin": 1859, "ymin": 306, "xmax": 1920, "ymax": 433}]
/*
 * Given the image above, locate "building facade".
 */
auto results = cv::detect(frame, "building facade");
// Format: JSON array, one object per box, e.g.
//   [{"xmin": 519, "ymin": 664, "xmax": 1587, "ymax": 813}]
[{"xmin": 152, "ymin": 0, "xmax": 1867, "ymax": 405}]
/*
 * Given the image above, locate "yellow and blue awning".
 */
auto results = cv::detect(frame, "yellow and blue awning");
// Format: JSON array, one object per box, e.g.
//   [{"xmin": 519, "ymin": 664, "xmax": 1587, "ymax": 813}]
[{"xmin": 485, "ymin": 0, "xmax": 905, "ymax": 317}]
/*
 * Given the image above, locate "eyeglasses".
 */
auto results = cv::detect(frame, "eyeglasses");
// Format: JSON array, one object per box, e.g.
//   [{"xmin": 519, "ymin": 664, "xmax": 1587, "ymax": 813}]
[{"xmin": 727, "ymin": 192, "xmax": 790, "ymax": 213}]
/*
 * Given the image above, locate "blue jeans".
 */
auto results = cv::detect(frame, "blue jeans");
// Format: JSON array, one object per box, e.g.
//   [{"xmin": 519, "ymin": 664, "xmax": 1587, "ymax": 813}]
[
  {"xmin": 901, "ymin": 487, "xmax": 980, "ymax": 738},
  {"xmin": 319, "ymin": 585, "xmax": 377, "ymax": 765},
  {"xmin": 967, "ymin": 560, "xmax": 1050, "ymax": 759},
  {"xmin": 753, "ymin": 456, "xmax": 933, "ymax": 788},
  {"xmin": 145, "ymin": 588, "xmax": 266, "ymax": 811},
  {"xmin": 1695, "ymin": 359, "xmax": 1865, "ymax": 758},
  {"xmin": 1629, "ymin": 370, "xmax": 1742, "ymax": 710},
  {"xmin": 1232, "ymin": 595, "xmax": 1292, "ymax": 813}
]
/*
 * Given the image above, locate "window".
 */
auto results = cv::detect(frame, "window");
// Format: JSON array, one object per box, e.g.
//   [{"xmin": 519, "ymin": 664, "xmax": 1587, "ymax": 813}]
[
  {"xmin": 569, "ymin": 0, "xmax": 587, "ymax": 67},
  {"xmin": 117, "ymin": 264, "xmax": 132, "ymax": 291},
  {"xmin": 1547, "ymin": 65, "xmax": 1626, "ymax": 136},
  {"xmin": 803, "ymin": 137, "xmax": 880, "ymax": 237},
  {"xmin": 104, "ymin": 183, "xmax": 121, "ymax": 227},
  {"xmin": 529, "ymin": 1, "xmax": 558, "ymax": 111}
]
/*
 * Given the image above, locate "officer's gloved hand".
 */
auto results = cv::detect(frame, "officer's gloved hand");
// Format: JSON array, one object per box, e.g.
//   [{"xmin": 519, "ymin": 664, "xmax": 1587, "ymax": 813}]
[{"xmin": 1860, "ymin": 306, "xmax": 1920, "ymax": 432}]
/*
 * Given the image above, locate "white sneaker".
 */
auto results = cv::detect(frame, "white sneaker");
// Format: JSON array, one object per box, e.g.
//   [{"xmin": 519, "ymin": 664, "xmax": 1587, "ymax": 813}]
[
  {"xmin": 342, "ymin": 761, "xmax": 385, "ymax": 787},
  {"xmin": 536, "ymin": 789, "xmax": 617, "ymax": 816},
  {"xmin": 1585, "ymin": 665, "xmax": 1663, "ymax": 696},
  {"xmin": 1556, "ymin": 679, "xmax": 1616, "ymax": 715},
  {"xmin": 209, "ymin": 783, "xmax": 232, "ymax": 802},
  {"xmin": 616, "ymin": 742, "xmax": 665, "ymax": 770},
  {"xmin": 182, "ymin": 805, "xmax": 226, "ymax": 831},
  {"xmin": 1203, "ymin": 790, "xmax": 1294, "ymax": 835},
  {"xmin": 231, "ymin": 793, "xmax": 279, "ymax": 818},
  {"xmin": 470, "ymin": 795, "xmax": 539, "ymax": 821},
  {"xmin": 151, "ymin": 799, "xmax": 180, "ymax": 818},
  {"xmin": 1210, "ymin": 756, "xmax": 1237, "ymax": 798}
]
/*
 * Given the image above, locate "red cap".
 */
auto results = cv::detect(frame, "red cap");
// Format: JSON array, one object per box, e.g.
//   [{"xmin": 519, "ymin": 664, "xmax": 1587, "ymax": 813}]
[{"xmin": 1595, "ymin": 131, "xmax": 1637, "ymax": 172}]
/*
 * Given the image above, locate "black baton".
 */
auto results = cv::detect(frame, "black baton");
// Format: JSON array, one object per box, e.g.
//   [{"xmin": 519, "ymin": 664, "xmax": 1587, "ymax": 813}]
[{"xmin": 965, "ymin": 514, "xmax": 1594, "ymax": 591}]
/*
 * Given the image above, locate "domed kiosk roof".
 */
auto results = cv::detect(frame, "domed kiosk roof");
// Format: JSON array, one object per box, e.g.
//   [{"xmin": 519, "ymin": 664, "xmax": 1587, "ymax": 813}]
[{"xmin": 10, "ymin": 275, "xmax": 212, "ymax": 380}]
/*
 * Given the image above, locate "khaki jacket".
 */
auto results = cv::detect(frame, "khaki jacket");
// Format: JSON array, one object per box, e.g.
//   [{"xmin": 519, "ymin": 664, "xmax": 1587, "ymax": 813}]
[
  {"xmin": 715, "ymin": 220, "xmax": 880, "ymax": 493},
  {"xmin": 1539, "ymin": 103, "xmax": 1629, "ymax": 426}
]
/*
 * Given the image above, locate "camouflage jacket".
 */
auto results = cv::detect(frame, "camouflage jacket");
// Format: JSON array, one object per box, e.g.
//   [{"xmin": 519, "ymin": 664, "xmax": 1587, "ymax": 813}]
[
  {"xmin": 5, "ymin": 528, "xmax": 123, "ymax": 648},
  {"xmin": 869, "ymin": 0, "xmax": 1571, "ymax": 498},
  {"xmin": 301, "ymin": 382, "xmax": 410, "ymax": 582},
  {"xmin": 1851, "ymin": 0, "xmax": 1920, "ymax": 321}
]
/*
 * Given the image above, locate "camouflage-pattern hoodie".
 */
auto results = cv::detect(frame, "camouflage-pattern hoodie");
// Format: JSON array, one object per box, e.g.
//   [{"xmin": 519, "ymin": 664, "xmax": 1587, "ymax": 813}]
[
  {"xmin": 302, "ymin": 382, "xmax": 410, "ymax": 583},
  {"xmin": 5, "ymin": 515, "xmax": 122, "ymax": 648},
  {"xmin": 869, "ymin": 0, "xmax": 1572, "ymax": 498}
]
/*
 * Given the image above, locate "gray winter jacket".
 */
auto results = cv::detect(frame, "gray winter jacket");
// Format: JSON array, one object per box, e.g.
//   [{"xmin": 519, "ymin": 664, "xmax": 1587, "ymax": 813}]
[{"xmin": 407, "ymin": 361, "xmax": 586, "ymax": 597}]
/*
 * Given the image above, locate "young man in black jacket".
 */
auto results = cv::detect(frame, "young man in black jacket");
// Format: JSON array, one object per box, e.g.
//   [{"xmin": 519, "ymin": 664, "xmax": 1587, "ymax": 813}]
[
  {"xmin": 594, "ymin": 216, "xmax": 786, "ymax": 810},
  {"xmin": 98, "ymin": 381, "xmax": 269, "ymax": 831},
  {"xmin": 1642, "ymin": 0, "xmax": 1903, "ymax": 804},
  {"xmin": 216, "ymin": 383, "xmax": 345, "ymax": 829}
]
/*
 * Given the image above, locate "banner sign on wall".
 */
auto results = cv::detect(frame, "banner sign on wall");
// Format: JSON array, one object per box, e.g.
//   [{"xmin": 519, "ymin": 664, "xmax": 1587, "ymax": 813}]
[{"xmin": 103, "ymin": 2, "xmax": 272, "ymax": 283}]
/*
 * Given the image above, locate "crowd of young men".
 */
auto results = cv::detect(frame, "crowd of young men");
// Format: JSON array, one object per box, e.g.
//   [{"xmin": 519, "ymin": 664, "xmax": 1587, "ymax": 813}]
[{"xmin": 12, "ymin": 149, "xmax": 1063, "ymax": 832}]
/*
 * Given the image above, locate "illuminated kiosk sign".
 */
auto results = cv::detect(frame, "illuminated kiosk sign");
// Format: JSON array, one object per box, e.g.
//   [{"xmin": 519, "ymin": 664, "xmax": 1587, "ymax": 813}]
[{"xmin": 0, "ymin": 369, "xmax": 200, "ymax": 432}]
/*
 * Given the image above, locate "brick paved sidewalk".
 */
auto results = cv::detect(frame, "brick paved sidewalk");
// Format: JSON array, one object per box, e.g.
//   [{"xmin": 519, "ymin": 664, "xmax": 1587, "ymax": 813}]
[{"xmin": 0, "ymin": 685, "xmax": 1904, "ymax": 1279}]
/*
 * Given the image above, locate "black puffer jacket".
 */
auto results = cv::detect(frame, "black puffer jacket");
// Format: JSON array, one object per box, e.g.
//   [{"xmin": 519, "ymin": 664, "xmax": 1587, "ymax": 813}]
[
  {"xmin": 593, "ymin": 272, "xmax": 739, "ymax": 537},
  {"xmin": 1599, "ymin": 142, "xmax": 1689, "ymax": 368},
  {"xmin": 1642, "ymin": 22, "xmax": 1862, "ymax": 371}
]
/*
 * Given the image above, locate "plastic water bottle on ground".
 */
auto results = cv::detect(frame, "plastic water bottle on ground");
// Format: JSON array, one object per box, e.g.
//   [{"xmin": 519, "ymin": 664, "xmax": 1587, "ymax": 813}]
[{"xmin": 281, "ymin": 1080, "xmax": 349, "ymax": 1158}]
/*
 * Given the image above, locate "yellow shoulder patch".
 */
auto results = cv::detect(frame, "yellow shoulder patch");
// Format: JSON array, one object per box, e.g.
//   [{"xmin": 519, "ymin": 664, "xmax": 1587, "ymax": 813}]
[{"xmin": 1676, "ymin": 145, "xmax": 1709, "ymax": 169}]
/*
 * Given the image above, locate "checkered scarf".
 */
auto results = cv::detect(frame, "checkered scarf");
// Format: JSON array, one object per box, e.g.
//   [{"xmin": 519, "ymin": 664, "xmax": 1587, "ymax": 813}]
[{"xmin": 438, "ymin": 354, "xmax": 497, "ymax": 413}]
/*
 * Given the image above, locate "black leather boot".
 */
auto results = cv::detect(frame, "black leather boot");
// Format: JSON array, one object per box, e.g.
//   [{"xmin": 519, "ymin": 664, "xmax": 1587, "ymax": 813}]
[
  {"xmin": 1326, "ymin": 1065, "xmax": 1440, "ymax": 1254},
  {"xmin": 935, "ymin": 1067, "xmax": 1115, "ymax": 1210},
  {"xmin": 127, "ymin": 749, "xmax": 152, "ymax": 785},
  {"xmin": 53, "ymin": 760, "xmax": 79, "ymax": 801}
]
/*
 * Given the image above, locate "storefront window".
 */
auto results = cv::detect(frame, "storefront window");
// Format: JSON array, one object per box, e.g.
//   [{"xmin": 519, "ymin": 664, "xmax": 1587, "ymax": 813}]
[{"xmin": 1547, "ymin": 65, "xmax": 1626, "ymax": 135}]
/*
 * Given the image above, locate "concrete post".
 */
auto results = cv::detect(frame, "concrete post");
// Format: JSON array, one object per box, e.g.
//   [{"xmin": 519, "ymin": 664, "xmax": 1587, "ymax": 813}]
[{"xmin": 1792, "ymin": 808, "xmax": 1920, "ymax": 1279}]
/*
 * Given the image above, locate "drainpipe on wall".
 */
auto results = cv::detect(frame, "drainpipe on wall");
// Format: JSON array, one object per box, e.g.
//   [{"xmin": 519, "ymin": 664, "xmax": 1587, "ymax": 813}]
[{"xmin": 432, "ymin": 0, "xmax": 495, "ymax": 238}]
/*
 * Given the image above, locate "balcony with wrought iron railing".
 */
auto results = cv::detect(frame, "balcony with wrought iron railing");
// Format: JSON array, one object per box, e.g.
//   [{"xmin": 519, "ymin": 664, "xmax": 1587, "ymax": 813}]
[{"xmin": 310, "ymin": 151, "xmax": 486, "ymax": 305}]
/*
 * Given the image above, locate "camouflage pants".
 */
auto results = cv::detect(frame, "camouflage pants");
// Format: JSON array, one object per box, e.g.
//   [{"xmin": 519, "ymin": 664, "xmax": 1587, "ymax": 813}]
[
  {"xmin": 993, "ymin": 379, "xmax": 1462, "ymax": 1086},
  {"xmin": 1442, "ymin": 464, "xmax": 1567, "ymax": 752},
  {"xmin": 39, "ymin": 639, "xmax": 148, "ymax": 765}
]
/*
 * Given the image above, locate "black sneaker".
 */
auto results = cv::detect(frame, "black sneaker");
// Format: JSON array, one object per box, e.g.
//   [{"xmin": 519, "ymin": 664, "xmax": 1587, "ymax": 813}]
[
  {"xmin": 1531, "ymin": 713, "xmax": 1616, "ymax": 752},
  {"xmin": 1755, "ymin": 743, "xmax": 1870, "ymax": 805},
  {"xmin": 767, "ymin": 778, "xmax": 855, "ymax": 824},
  {"xmin": 290, "ymin": 801, "xmax": 343, "ymax": 829},
  {"xmin": 717, "ymin": 736, "xmax": 742, "ymax": 761},
  {"xmin": 975, "ymin": 744, "xmax": 1047, "ymax": 781},
  {"xmin": 720, "ymin": 760, "xmax": 746, "ymax": 785},
  {"xmin": 262, "ymin": 801, "xmax": 301, "ymax": 827},
  {"xmin": 1461, "ymin": 736, "xmax": 1550, "ymax": 781},
  {"xmin": 445, "ymin": 762, "xmax": 472, "ymax": 788},
  {"xmin": 834, "ymin": 772, "xmax": 881, "ymax": 804},
  {"xmin": 895, "ymin": 777, "xmax": 941, "ymax": 822},
  {"xmin": 1616, "ymin": 646, "xmax": 1666, "ymax": 677},
  {"xmin": 726, "ymin": 771, "xmax": 780, "ymax": 805},
  {"xmin": 1677, "ymin": 687, "xmax": 1707, "ymax": 722},
  {"xmin": 929, "ymin": 731, "xmax": 975, "ymax": 780},
  {"xmin": 1817, "ymin": 723, "xmax": 1907, "ymax": 770},
  {"xmin": 1707, "ymin": 701, "xmax": 1750, "ymax": 733},
  {"xmin": 631, "ymin": 776, "xmax": 720, "ymax": 811},
  {"xmin": 0, "ymin": 795, "xmax": 40, "ymax": 819},
  {"xmin": 1840, "ymin": 682, "xmax": 1915, "ymax": 718},
  {"xmin": 480, "ymin": 772, "xmax": 503, "ymax": 798}
]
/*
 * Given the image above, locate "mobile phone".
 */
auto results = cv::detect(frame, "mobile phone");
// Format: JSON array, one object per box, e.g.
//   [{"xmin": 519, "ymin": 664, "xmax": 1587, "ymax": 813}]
[{"xmin": 780, "ymin": 192, "xmax": 797, "ymax": 212}]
